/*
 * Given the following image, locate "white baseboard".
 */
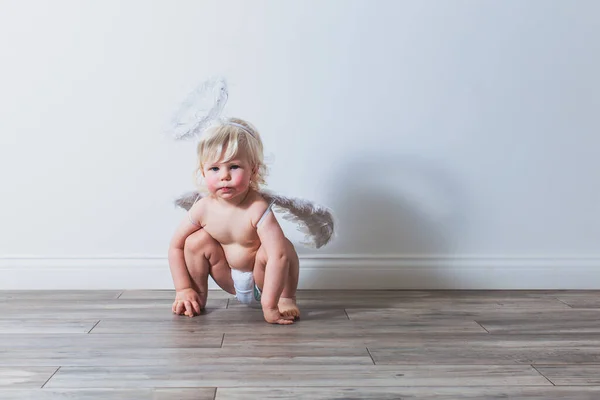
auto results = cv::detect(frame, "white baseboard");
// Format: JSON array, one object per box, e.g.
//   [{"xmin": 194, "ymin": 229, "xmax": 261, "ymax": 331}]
[{"xmin": 1, "ymin": 255, "xmax": 600, "ymax": 290}]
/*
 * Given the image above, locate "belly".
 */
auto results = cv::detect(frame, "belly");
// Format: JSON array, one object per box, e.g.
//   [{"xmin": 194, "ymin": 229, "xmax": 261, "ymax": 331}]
[
  {"xmin": 201, "ymin": 222, "xmax": 260, "ymax": 271},
  {"xmin": 221, "ymin": 243, "xmax": 258, "ymax": 272}
]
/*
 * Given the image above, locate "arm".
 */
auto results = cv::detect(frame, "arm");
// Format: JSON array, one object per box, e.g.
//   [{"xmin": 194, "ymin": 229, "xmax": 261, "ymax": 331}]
[
  {"xmin": 256, "ymin": 209, "xmax": 290, "ymax": 312},
  {"xmin": 168, "ymin": 201, "xmax": 203, "ymax": 291}
]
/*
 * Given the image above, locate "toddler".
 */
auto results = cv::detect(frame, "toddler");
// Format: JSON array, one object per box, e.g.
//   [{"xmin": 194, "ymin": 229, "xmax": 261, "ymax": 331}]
[{"xmin": 167, "ymin": 117, "xmax": 300, "ymax": 325}]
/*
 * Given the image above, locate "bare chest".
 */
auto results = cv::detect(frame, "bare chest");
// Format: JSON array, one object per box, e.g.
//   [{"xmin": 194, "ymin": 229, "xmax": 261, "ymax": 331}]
[{"xmin": 202, "ymin": 207, "xmax": 258, "ymax": 246}]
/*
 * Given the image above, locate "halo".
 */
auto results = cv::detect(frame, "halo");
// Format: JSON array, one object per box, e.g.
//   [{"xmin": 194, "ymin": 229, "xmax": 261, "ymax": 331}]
[{"xmin": 166, "ymin": 76, "xmax": 229, "ymax": 140}]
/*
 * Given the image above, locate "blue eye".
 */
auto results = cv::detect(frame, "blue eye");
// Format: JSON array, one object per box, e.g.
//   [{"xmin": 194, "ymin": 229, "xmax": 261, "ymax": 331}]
[
  {"xmin": 210, "ymin": 167, "xmax": 219, "ymax": 172},
  {"xmin": 231, "ymin": 165, "xmax": 240, "ymax": 170}
]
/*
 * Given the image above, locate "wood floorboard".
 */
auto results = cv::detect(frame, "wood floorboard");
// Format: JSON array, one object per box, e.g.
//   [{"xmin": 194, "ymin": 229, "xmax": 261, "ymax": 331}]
[
  {"xmin": 91, "ymin": 319, "xmax": 486, "ymax": 335},
  {"xmin": 533, "ymin": 365, "xmax": 600, "ymax": 385},
  {"xmin": 0, "ymin": 347, "xmax": 373, "ymax": 367},
  {"xmin": 0, "ymin": 290, "xmax": 122, "ymax": 301},
  {"xmin": 90, "ymin": 310, "xmax": 485, "ymax": 335},
  {"xmin": 215, "ymin": 386, "xmax": 600, "ymax": 400},
  {"xmin": 0, "ymin": 299, "xmax": 228, "ymax": 319},
  {"xmin": 475, "ymin": 310, "xmax": 600, "ymax": 334},
  {"xmin": 2, "ymin": 289, "xmax": 599, "ymax": 396},
  {"xmin": 0, "ymin": 367, "xmax": 59, "ymax": 388},
  {"xmin": 228, "ymin": 290, "xmax": 571, "ymax": 310},
  {"xmin": 552, "ymin": 292, "xmax": 600, "ymax": 309},
  {"xmin": 223, "ymin": 333, "xmax": 600, "ymax": 365},
  {"xmin": 368, "ymin": 341, "xmax": 600, "ymax": 365},
  {"xmin": 222, "ymin": 332, "xmax": 497, "ymax": 348},
  {"xmin": 0, "ymin": 388, "xmax": 215, "ymax": 400},
  {"xmin": 43, "ymin": 365, "xmax": 551, "ymax": 388},
  {"xmin": 0, "ymin": 319, "xmax": 99, "ymax": 334},
  {"xmin": 276, "ymin": 289, "xmax": 571, "ymax": 299},
  {"xmin": 344, "ymin": 299, "xmax": 571, "ymax": 318},
  {"xmin": 0, "ymin": 333, "xmax": 224, "ymax": 350}
]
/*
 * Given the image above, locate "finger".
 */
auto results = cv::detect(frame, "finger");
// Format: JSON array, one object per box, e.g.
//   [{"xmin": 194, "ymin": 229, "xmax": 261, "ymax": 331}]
[
  {"xmin": 184, "ymin": 301, "xmax": 194, "ymax": 317},
  {"xmin": 192, "ymin": 301, "xmax": 201, "ymax": 315},
  {"xmin": 175, "ymin": 301, "xmax": 185, "ymax": 315},
  {"xmin": 278, "ymin": 318, "xmax": 294, "ymax": 325},
  {"xmin": 172, "ymin": 300, "xmax": 181, "ymax": 314}
]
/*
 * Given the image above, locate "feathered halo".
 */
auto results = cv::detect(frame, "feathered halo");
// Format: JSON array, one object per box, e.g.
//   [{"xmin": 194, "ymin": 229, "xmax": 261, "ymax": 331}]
[
  {"xmin": 165, "ymin": 77, "xmax": 336, "ymax": 249},
  {"xmin": 166, "ymin": 76, "xmax": 229, "ymax": 141}
]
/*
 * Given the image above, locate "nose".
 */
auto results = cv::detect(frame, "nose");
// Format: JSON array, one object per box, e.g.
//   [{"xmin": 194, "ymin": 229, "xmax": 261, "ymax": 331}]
[{"xmin": 219, "ymin": 168, "xmax": 231, "ymax": 180}]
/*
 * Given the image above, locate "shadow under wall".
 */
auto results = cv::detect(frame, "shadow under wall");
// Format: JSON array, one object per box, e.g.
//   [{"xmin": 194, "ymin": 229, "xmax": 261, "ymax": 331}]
[{"xmin": 303, "ymin": 152, "xmax": 469, "ymax": 289}]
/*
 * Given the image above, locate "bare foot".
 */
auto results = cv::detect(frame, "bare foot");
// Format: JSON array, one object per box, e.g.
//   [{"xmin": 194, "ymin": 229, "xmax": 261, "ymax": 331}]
[{"xmin": 278, "ymin": 297, "xmax": 300, "ymax": 320}]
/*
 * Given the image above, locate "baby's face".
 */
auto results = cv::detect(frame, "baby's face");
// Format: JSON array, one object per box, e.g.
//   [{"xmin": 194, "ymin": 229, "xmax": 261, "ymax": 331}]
[{"xmin": 202, "ymin": 154, "xmax": 254, "ymax": 200}]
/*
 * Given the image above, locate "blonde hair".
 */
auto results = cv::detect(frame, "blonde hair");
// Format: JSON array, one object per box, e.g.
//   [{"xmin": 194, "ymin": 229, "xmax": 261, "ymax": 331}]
[{"xmin": 194, "ymin": 117, "xmax": 268, "ymax": 192}]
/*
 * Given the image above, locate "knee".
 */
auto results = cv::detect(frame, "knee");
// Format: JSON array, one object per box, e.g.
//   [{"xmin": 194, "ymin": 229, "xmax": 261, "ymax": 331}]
[
  {"xmin": 258, "ymin": 239, "xmax": 297, "ymax": 269},
  {"xmin": 265, "ymin": 249, "xmax": 292, "ymax": 268},
  {"xmin": 184, "ymin": 230, "xmax": 218, "ymax": 256},
  {"xmin": 284, "ymin": 239, "xmax": 298, "ymax": 263}
]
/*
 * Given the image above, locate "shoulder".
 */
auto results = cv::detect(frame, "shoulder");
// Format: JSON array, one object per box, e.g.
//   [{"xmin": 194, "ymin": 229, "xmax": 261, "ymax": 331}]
[
  {"xmin": 246, "ymin": 190, "xmax": 276, "ymax": 228},
  {"xmin": 188, "ymin": 195, "xmax": 212, "ymax": 225}
]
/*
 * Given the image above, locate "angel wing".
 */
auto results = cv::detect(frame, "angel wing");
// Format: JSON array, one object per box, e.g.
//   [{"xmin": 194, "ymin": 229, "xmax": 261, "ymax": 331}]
[
  {"xmin": 174, "ymin": 191, "xmax": 203, "ymax": 211},
  {"xmin": 173, "ymin": 190, "xmax": 335, "ymax": 249},
  {"xmin": 259, "ymin": 190, "xmax": 335, "ymax": 249}
]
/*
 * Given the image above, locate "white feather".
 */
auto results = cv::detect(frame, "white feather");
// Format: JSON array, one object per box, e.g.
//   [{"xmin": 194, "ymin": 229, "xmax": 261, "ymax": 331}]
[{"xmin": 165, "ymin": 77, "xmax": 229, "ymax": 141}]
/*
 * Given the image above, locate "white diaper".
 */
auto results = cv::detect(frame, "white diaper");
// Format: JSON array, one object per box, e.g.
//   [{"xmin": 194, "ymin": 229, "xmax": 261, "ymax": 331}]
[{"xmin": 230, "ymin": 268, "xmax": 262, "ymax": 308}]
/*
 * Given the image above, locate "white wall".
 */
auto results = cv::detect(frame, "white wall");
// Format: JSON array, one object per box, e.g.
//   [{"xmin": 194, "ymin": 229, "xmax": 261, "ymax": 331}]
[{"xmin": 1, "ymin": 0, "xmax": 599, "ymax": 289}]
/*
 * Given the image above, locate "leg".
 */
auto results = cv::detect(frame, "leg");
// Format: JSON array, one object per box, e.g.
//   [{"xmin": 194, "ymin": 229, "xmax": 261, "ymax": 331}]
[
  {"xmin": 253, "ymin": 238, "xmax": 301, "ymax": 319},
  {"xmin": 279, "ymin": 239, "xmax": 300, "ymax": 318},
  {"xmin": 183, "ymin": 229, "xmax": 235, "ymax": 311}
]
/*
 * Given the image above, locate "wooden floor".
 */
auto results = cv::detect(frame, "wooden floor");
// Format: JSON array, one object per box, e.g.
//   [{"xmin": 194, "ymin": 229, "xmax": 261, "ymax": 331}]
[{"xmin": 1, "ymin": 290, "xmax": 600, "ymax": 399}]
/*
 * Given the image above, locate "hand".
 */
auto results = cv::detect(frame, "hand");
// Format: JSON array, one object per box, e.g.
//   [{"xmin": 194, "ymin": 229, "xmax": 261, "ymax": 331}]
[
  {"xmin": 172, "ymin": 288, "xmax": 203, "ymax": 317},
  {"xmin": 263, "ymin": 306, "xmax": 295, "ymax": 325}
]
